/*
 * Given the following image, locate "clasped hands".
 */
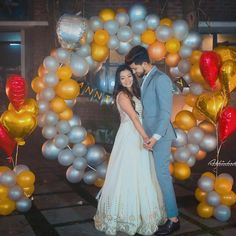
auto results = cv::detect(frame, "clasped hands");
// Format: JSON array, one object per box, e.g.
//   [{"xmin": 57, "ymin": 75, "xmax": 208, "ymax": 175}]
[{"xmin": 143, "ymin": 137, "xmax": 157, "ymax": 151}]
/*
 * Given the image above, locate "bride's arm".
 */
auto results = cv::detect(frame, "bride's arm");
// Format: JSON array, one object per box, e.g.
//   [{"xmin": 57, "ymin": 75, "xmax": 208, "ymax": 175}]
[{"xmin": 117, "ymin": 93, "xmax": 148, "ymax": 141}]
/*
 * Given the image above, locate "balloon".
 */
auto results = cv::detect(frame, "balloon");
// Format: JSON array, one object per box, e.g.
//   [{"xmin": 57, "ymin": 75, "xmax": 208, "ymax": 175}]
[
  {"xmin": 86, "ymin": 144, "xmax": 107, "ymax": 167},
  {"xmin": 23, "ymin": 185, "xmax": 35, "ymax": 197},
  {"xmin": 0, "ymin": 184, "xmax": 8, "ymax": 200},
  {"xmin": 58, "ymin": 149, "xmax": 75, "ymax": 166},
  {"xmin": 6, "ymin": 74, "xmax": 27, "ymax": 111},
  {"xmin": 165, "ymin": 38, "xmax": 180, "ymax": 53},
  {"xmin": 197, "ymin": 202, "xmax": 214, "ymax": 218},
  {"xmin": 201, "ymin": 172, "xmax": 216, "ymax": 180},
  {"xmin": 68, "ymin": 126, "xmax": 87, "ymax": 144},
  {"xmin": 31, "ymin": 76, "xmax": 45, "ymax": 93},
  {"xmin": 190, "ymin": 50, "xmax": 202, "ymax": 64},
  {"xmin": 213, "ymin": 205, "xmax": 231, "ymax": 222},
  {"xmin": 68, "ymin": 115, "xmax": 82, "ymax": 127},
  {"xmin": 183, "ymin": 32, "xmax": 201, "ymax": 49},
  {"xmin": 117, "ymin": 26, "xmax": 133, "ymax": 43},
  {"xmin": 141, "ymin": 30, "xmax": 156, "ymax": 45},
  {"xmin": 43, "ymin": 56, "xmax": 59, "ymax": 72},
  {"xmin": 129, "ymin": 4, "xmax": 147, "ymax": 23},
  {"xmin": 91, "ymin": 43, "xmax": 109, "ymax": 62},
  {"xmin": 108, "ymin": 35, "xmax": 120, "ymax": 49},
  {"xmin": 72, "ymin": 143, "xmax": 87, "ymax": 157},
  {"xmin": 195, "ymin": 150, "xmax": 207, "ymax": 161},
  {"xmin": 82, "ymin": 133, "xmax": 96, "ymax": 146},
  {"xmin": 70, "ymin": 54, "xmax": 89, "ymax": 77},
  {"xmin": 187, "ymin": 127, "xmax": 204, "ymax": 144},
  {"xmin": 53, "ymin": 134, "xmax": 69, "ymax": 149},
  {"xmin": 173, "ymin": 162, "xmax": 191, "ymax": 180},
  {"xmin": 94, "ymin": 178, "xmax": 105, "ymax": 188},
  {"xmin": 104, "ymin": 20, "xmax": 119, "ymax": 36},
  {"xmin": 190, "ymin": 63, "xmax": 206, "ymax": 85},
  {"xmin": 160, "ymin": 18, "xmax": 173, "ymax": 27},
  {"xmin": 190, "ymin": 83, "xmax": 204, "ymax": 96},
  {"xmin": 172, "ymin": 128, "xmax": 187, "ymax": 147},
  {"xmin": 172, "ymin": 20, "xmax": 189, "ymax": 41},
  {"xmin": 220, "ymin": 191, "xmax": 236, "ymax": 206},
  {"xmin": 195, "ymin": 188, "xmax": 207, "ymax": 202},
  {"xmin": 155, "ymin": 25, "xmax": 173, "ymax": 42},
  {"xmin": 145, "ymin": 14, "xmax": 160, "ymax": 29},
  {"xmin": 16, "ymin": 197, "xmax": 32, "ymax": 212},
  {"xmin": 199, "ymin": 134, "xmax": 217, "ymax": 152},
  {"xmin": 59, "ymin": 107, "xmax": 73, "ymax": 120},
  {"xmin": 42, "ymin": 140, "xmax": 61, "ymax": 160},
  {"xmin": 99, "ymin": 8, "xmax": 115, "ymax": 21},
  {"xmin": 52, "ymin": 47, "xmax": 71, "ymax": 64},
  {"xmin": 173, "ymin": 146, "xmax": 191, "ymax": 162},
  {"xmin": 73, "ymin": 157, "xmax": 87, "ymax": 171},
  {"xmin": 147, "ymin": 41, "xmax": 166, "ymax": 61},
  {"xmin": 94, "ymin": 29, "xmax": 110, "ymax": 46},
  {"xmin": 0, "ymin": 170, "xmax": 16, "ymax": 187},
  {"xmin": 56, "ymin": 65, "xmax": 72, "ymax": 80},
  {"xmin": 185, "ymin": 93, "xmax": 197, "ymax": 107},
  {"xmin": 198, "ymin": 176, "xmax": 214, "ymax": 192},
  {"xmin": 83, "ymin": 170, "xmax": 98, "ymax": 185},
  {"xmin": 0, "ymin": 124, "xmax": 16, "ymax": 157},
  {"xmin": 206, "ymin": 191, "xmax": 221, "ymax": 207},
  {"xmin": 214, "ymin": 47, "xmax": 236, "ymax": 62},
  {"xmin": 96, "ymin": 161, "xmax": 108, "ymax": 178},
  {"xmin": 8, "ymin": 185, "xmax": 23, "ymax": 201},
  {"xmin": 178, "ymin": 59, "xmax": 191, "ymax": 74},
  {"xmin": 186, "ymin": 155, "xmax": 196, "ymax": 167},
  {"xmin": 40, "ymin": 87, "xmax": 55, "ymax": 101},
  {"xmin": 165, "ymin": 53, "xmax": 180, "ymax": 67},
  {"xmin": 66, "ymin": 166, "xmax": 84, "ymax": 183},
  {"xmin": 198, "ymin": 120, "xmax": 216, "ymax": 134},
  {"xmin": 117, "ymin": 42, "xmax": 132, "ymax": 55},
  {"xmin": 115, "ymin": 12, "xmax": 129, "ymax": 26},
  {"xmin": 0, "ymin": 166, "xmax": 11, "ymax": 175},
  {"xmin": 196, "ymin": 92, "xmax": 227, "ymax": 124},
  {"xmin": 13, "ymin": 164, "xmax": 29, "ymax": 175},
  {"xmin": 0, "ymin": 198, "xmax": 16, "ymax": 215},
  {"xmin": 89, "ymin": 16, "xmax": 103, "ymax": 31},
  {"xmin": 214, "ymin": 177, "xmax": 233, "ymax": 194},
  {"xmin": 218, "ymin": 173, "xmax": 233, "ymax": 184},
  {"xmin": 42, "ymin": 125, "xmax": 57, "ymax": 139},
  {"xmin": 16, "ymin": 170, "xmax": 35, "ymax": 188},
  {"xmin": 187, "ymin": 144, "xmax": 199, "ymax": 155},
  {"xmin": 199, "ymin": 51, "xmax": 221, "ymax": 89},
  {"xmin": 76, "ymin": 43, "xmax": 91, "ymax": 57},
  {"xmin": 175, "ymin": 110, "xmax": 197, "ymax": 131}
]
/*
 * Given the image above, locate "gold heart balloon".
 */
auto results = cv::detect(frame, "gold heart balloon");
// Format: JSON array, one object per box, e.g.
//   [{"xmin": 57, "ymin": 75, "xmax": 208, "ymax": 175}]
[
  {"xmin": 1, "ymin": 110, "xmax": 37, "ymax": 145},
  {"xmin": 8, "ymin": 98, "xmax": 38, "ymax": 116},
  {"xmin": 214, "ymin": 47, "xmax": 236, "ymax": 62},
  {"xmin": 196, "ymin": 92, "xmax": 228, "ymax": 124}
]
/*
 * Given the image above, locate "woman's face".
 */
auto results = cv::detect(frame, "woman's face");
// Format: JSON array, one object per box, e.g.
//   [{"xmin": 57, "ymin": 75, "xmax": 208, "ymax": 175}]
[{"xmin": 119, "ymin": 69, "xmax": 133, "ymax": 89}]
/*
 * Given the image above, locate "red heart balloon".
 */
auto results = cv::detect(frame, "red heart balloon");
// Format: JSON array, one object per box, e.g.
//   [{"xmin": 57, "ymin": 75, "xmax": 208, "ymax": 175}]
[
  {"xmin": 6, "ymin": 74, "xmax": 27, "ymax": 111},
  {"xmin": 219, "ymin": 106, "xmax": 236, "ymax": 142},
  {"xmin": 200, "ymin": 51, "xmax": 221, "ymax": 89},
  {"xmin": 0, "ymin": 123, "xmax": 16, "ymax": 157}
]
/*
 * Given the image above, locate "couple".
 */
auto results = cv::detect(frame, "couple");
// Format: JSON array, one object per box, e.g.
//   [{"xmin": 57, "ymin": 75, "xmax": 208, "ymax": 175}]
[{"xmin": 94, "ymin": 46, "xmax": 179, "ymax": 236}]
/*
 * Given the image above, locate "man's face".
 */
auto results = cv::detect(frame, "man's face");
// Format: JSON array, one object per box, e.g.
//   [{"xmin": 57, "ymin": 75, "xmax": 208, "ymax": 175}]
[{"xmin": 129, "ymin": 62, "xmax": 145, "ymax": 79}]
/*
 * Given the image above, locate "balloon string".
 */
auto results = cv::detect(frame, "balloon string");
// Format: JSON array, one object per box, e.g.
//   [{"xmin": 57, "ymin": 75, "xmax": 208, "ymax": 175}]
[{"xmin": 15, "ymin": 145, "xmax": 19, "ymax": 167}]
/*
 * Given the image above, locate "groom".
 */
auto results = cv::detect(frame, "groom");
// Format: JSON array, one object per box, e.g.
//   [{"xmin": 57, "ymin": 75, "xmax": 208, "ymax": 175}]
[{"xmin": 125, "ymin": 46, "xmax": 179, "ymax": 236}]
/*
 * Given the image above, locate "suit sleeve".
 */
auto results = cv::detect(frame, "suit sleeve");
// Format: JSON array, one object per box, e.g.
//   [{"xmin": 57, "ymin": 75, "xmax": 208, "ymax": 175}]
[{"xmin": 154, "ymin": 74, "xmax": 173, "ymax": 137}]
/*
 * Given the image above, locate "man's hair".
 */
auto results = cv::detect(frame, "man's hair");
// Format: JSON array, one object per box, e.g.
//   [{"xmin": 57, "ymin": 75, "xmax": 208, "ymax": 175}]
[{"xmin": 125, "ymin": 45, "xmax": 150, "ymax": 65}]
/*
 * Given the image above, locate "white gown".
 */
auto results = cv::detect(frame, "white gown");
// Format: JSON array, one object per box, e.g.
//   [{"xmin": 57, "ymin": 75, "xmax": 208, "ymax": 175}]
[{"xmin": 94, "ymin": 96, "xmax": 166, "ymax": 235}]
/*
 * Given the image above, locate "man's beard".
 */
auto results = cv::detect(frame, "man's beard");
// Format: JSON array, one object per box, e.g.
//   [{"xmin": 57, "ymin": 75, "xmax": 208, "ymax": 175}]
[{"xmin": 137, "ymin": 71, "xmax": 145, "ymax": 79}]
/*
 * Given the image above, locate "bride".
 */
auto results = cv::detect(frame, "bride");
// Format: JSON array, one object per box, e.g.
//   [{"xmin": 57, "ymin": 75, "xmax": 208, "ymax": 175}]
[{"xmin": 94, "ymin": 64, "xmax": 166, "ymax": 235}]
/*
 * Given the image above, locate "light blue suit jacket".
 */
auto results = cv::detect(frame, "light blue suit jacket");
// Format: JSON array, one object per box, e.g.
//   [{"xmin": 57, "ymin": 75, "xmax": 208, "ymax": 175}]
[{"xmin": 141, "ymin": 66, "xmax": 176, "ymax": 141}]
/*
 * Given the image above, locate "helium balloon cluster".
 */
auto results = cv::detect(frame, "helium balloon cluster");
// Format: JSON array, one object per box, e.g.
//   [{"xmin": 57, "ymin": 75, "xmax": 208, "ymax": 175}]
[
  {"xmin": 195, "ymin": 172, "xmax": 235, "ymax": 221},
  {"xmin": 0, "ymin": 165, "xmax": 35, "ymax": 215}
]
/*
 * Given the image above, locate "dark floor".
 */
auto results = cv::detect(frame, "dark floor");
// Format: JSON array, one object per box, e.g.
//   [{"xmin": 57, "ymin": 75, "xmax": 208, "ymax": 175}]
[{"xmin": 0, "ymin": 127, "xmax": 236, "ymax": 236}]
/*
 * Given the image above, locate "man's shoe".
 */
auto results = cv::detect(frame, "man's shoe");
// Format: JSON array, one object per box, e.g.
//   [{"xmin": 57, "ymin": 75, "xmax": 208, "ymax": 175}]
[{"xmin": 155, "ymin": 219, "xmax": 180, "ymax": 235}]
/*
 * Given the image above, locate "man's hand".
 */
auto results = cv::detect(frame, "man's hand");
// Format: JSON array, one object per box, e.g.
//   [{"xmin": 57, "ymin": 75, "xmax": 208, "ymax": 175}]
[{"xmin": 144, "ymin": 137, "xmax": 157, "ymax": 150}]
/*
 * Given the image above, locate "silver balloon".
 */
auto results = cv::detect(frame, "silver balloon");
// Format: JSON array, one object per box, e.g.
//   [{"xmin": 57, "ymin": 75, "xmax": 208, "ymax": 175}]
[
  {"xmin": 43, "ymin": 73, "xmax": 59, "ymax": 87},
  {"xmin": 174, "ymin": 146, "xmax": 191, "ymax": 162},
  {"xmin": 38, "ymin": 100, "xmax": 49, "ymax": 113},
  {"xmin": 68, "ymin": 115, "xmax": 82, "ymax": 127},
  {"xmin": 43, "ymin": 56, "xmax": 59, "ymax": 72},
  {"xmin": 57, "ymin": 14, "xmax": 87, "ymax": 49},
  {"xmin": 86, "ymin": 144, "xmax": 107, "ymax": 167},
  {"xmin": 187, "ymin": 143, "xmax": 200, "ymax": 155},
  {"xmin": 66, "ymin": 166, "xmax": 84, "ymax": 183},
  {"xmin": 131, "ymin": 34, "xmax": 141, "ymax": 46},
  {"xmin": 108, "ymin": 35, "xmax": 120, "ymax": 50},
  {"xmin": 65, "ymin": 99, "xmax": 77, "ymax": 108},
  {"xmin": 172, "ymin": 128, "xmax": 187, "ymax": 147},
  {"xmin": 85, "ymin": 56, "xmax": 103, "ymax": 72},
  {"xmin": 42, "ymin": 125, "xmax": 57, "ymax": 139},
  {"xmin": 213, "ymin": 205, "xmax": 231, "ymax": 222},
  {"xmin": 190, "ymin": 83, "xmax": 204, "ymax": 96},
  {"xmin": 129, "ymin": 4, "xmax": 147, "ymax": 23},
  {"xmin": 70, "ymin": 53, "xmax": 89, "ymax": 77},
  {"xmin": 145, "ymin": 14, "xmax": 160, "ymax": 29},
  {"xmin": 8, "ymin": 185, "xmax": 23, "ymax": 201},
  {"xmin": 198, "ymin": 176, "xmax": 214, "ymax": 192},
  {"xmin": 68, "ymin": 125, "xmax": 87, "ymax": 144},
  {"xmin": 40, "ymin": 88, "xmax": 55, "ymax": 101},
  {"xmin": 73, "ymin": 157, "xmax": 87, "ymax": 171},
  {"xmin": 83, "ymin": 170, "xmax": 97, "ymax": 185},
  {"xmin": 206, "ymin": 191, "xmax": 221, "ymax": 207},
  {"xmin": 37, "ymin": 114, "xmax": 45, "ymax": 128},
  {"xmin": 173, "ymin": 19, "xmax": 189, "ymax": 41},
  {"xmin": 117, "ymin": 26, "xmax": 133, "ymax": 42},
  {"xmin": 53, "ymin": 48, "xmax": 71, "ymax": 64},
  {"xmin": 117, "ymin": 42, "xmax": 132, "ymax": 55},
  {"xmin": 115, "ymin": 12, "xmax": 129, "ymax": 26},
  {"xmin": 53, "ymin": 134, "xmax": 69, "ymax": 149},
  {"xmin": 13, "ymin": 165, "xmax": 29, "ymax": 175},
  {"xmin": 179, "ymin": 46, "xmax": 192, "ymax": 59},
  {"xmin": 44, "ymin": 111, "xmax": 59, "ymax": 126},
  {"xmin": 131, "ymin": 20, "xmax": 147, "ymax": 35},
  {"xmin": 58, "ymin": 149, "xmax": 75, "ymax": 166},
  {"xmin": 72, "ymin": 143, "xmax": 87, "ymax": 157},
  {"xmin": 76, "ymin": 44, "xmax": 91, "ymax": 57},
  {"xmin": 183, "ymin": 73, "xmax": 192, "ymax": 84},
  {"xmin": 169, "ymin": 66, "xmax": 184, "ymax": 78},
  {"xmin": 89, "ymin": 16, "xmax": 103, "ymax": 31},
  {"xmin": 156, "ymin": 25, "xmax": 173, "ymax": 42},
  {"xmin": 86, "ymin": 30, "xmax": 94, "ymax": 44},
  {"xmin": 42, "ymin": 140, "xmax": 61, "ymax": 160},
  {"xmin": 199, "ymin": 134, "xmax": 217, "ymax": 152},
  {"xmin": 96, "ymin": 161, "xmax": 108, "ymax": 178},
  {"xmin": 56, "ymin": 120, "xmax": 71, "ymax": 134},
  {"xmin": 16, "ymin": 197, "xmax": 32, "ymax": 212},
  {"xmin": 104, "ymin": 20, "xmax": 119, "ymax": 35},
  {"xmin": 0, "ymin": 171, "xmax": 16, "ymax": 187},
  {"xmin": 178, "ymin": 59, "xmax": 191, "ymax": 74},
  {"xmin": 218, "ymin": 173, "xmax": 234, "ymax": 184},
  {"xmin": 183, "ymin": 32, "xmax": 201, "ymax": 49},
  {"xmin": 186, "ymin": 155, "xmax": 196, "ymax": 167},
  {"xmin": 187, "ymin": 127, "xmax": 204, "ymax": 145}
]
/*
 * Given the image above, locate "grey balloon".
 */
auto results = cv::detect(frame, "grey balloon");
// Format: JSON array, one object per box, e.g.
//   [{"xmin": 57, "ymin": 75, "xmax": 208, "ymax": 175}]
[
  {"xmin": 85, "ymin": 56, "xmax": 101, "ymax": 72},
  {"xmin": 53, "ymin": 47, "xmax": 71, "ymax": 64},
  {"xmin": 198, "ymin": 176, "xmax": 214, "ymax": 192},
  {"xmin": 115, "ymin": 12, "xmax": 129, "ymax": 26},
  {"xmin": 65, "ymin": 99, "xmax": 77, "ymax": 108},
  {"xmin": 206, "ymin": 191, "xmax": 221, "ymax": 207},
  {"xmin": 53, "ymin": 134, "xmax": 69, "ymax": 149},
  {"xmin": 104, "ymin": 20, "xmax": 119, "ymax": 35},
  {"xmin": 89, "ymin": 16, "xmax": 103, "ymax": 31},
  {"xmin": 42, "ymin": 140, "xmax": 61, "ymax": 160},
  {"xmin": 178, "ymin": 59, "xmax": 191, "ymax": 74},
  {"xmin": 68, "ymin": 115, "xmax": 82, "ymax": 127},
  {"xmin": 186, "ymin": 156, "xmax": 196, "ymax": 167},
  {"xmin": 0, "ymin": 171, "xmax": 16, "ymax": 187},
  {"xmin": 8, "ymin": 185, "xmax": 23, "ymax": 201},
  {"xmin": 42, "ymin": 125, "xmax": 57, "ymax": 139},
  {"xmin": 169, "ymin": 66, "xmax": 184, "ymax": 78},
  {"xmin": 179, "ymin": 46, "xmax": 192, "ymax": 59},
  {"xmin": 16, "ymin": 197, "xmax": 32, "ymax": 212},
  {"xmin": 129, "ymin": 4, "xmax": 147, "ymax": 23},
  {"xmin": 117, "ymin": 26, "xmax": 133, "ymax": 42},
  {"xmin": 156, "ymin": 25, "xmax": 173, "ymax": 42},
  {"xmin": 199, "ymin": 134, "xmax": 217, "ymax": 152},
  {"xmin": 73, "ymin": 157, "xmax": 87, "ymax": 171},
  {"xmin": 56, "ymin": 120, "xmax": 71, "ymax": 134},
  {"xmin": 83, "ymin": 170, "xmax": 98, "ymax": 185},
  {"xmin": 172, "ymin": 128, "xmax": 187, "ymax": 147},
  {"xmin": 131, "ymin": 20, "xmax": 147, "ymax": 34},
  {"xmin": 183, "ymin": 73, "xmax": 192, "ymax": 84},
  {"xmin": 40, "ymin": 88, "xmax": 55, "ymax": 101},
  {"xmin": 190, "ymin": 83, "xmax": 204, "ymax": 96},
  {"xmin": 96, "ymin": 161, "xmax": 108, "ymax": 178},
  {"xmin": 183, "ymin": 32, "xmax": 201, "ymax": 49},
  {"xmin": 44, "ymin": 111, "xmax": 59, "ymax": 126},
  {"xmin": 70, "ymin": 53, "xmax": 89, "ymax": 77},
  {"xmin": 66, "ymin": 166, "xmax": 84, "ymax": 183},
  {"xmin": 213, "ymin": 205, "xmax": 231, "ymax": 222},
  {"xmin": 173, "ymin": 19, "xmax": 189, "ymax": 41},
  {"xmin": 58, "ymin": 149, "xmax": 75, "ymax": 166},
  {"xmin": 187, "ymin": 143, "xmax": 200, "ymax": 155},
  {"xmin": 187, "ymin": 127, "xmax": 204, "ymax": 144},
  {"xmin": 117, "ymin": 42, "xmax": 132, "ymax": 55},
  {"xmin": 43, "ymin": 73, "xmax": 59, "ymax": 87},
  {"xmin": 131, "ymin": 34, "xmax": 141, "ymax": 46},
  {"xmin": 76, "ymin": 44, "xmax": 91, "ymax": 57},
  {"xmin": 13, "ymin": 164, "xmax": 29, "ymax": 175},
  {"xmin": 68, "ymin": 125, "xmax": 87, "ymax": 144},
  {"xmin": 108, "ymin": 35, "xmax": 120, "ymax": 50},
  {"xmin": 38, "ymin": 100, "xmax": 49, "ymax": 113},
  {"xmin": 72, "ymin": 143, "xmax": 87, "ymax": 157},
  {"xmin": 43, "ymin": 56, "xmax": 59, "ymax": 72},
  {"xmin": 174, "ymin": 146, "xmax": 191, "ymax": 162},
  {"xmin": 145, "ymin": 14, "xmax": 160, "ymax": 29},
  {"xmin": 86, "ymin": 144, "xmax": 107, "ymax": 167},
  {"xmin": 86, "ymin": 30, "xmax": 94, "ymax": 44}
]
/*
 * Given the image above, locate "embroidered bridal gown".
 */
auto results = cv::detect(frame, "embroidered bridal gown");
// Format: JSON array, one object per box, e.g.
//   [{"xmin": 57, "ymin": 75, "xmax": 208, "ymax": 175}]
[{"xmin": 94, "ymin": 96, "xmax": 166, "ymax": 235}]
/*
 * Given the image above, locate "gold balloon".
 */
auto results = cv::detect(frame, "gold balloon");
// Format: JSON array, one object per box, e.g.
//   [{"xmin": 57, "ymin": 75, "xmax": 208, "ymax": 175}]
[
  {"xmin": 198, "ymin": 120, "xmax": 216, "ymax": 134},
  {"xmin": 175, "ymin": 110, "xmax": 197, "ymax": 131},
  {"xmin": 220, "ymin": 191, "xmax": 236, "ymax": 206},
  {"xmin": 197, "ymin": 202, "xmax": 214, "ymax": 218},
  {"xmin": 94, "ymin": 29, "xmax": 110, "ymax": 46},
  {"xmin": 190, "ymin": 63, "xmax": 206, "ymax": 85},
  {"xmin": 147, "ymin": 41, "xmax": 166, "ymax": 61},
  {"xmin": 94, "ymin": 178, "xmax": 105, "ymax": 188},
  {"xmin": 173, "ymin": 162, "xmax": 191, "ymax": 180},
  {"xmin": 50, "ymin": 97, "xmax": 67, "ymax": 113},
  {"xmin": 214, "ymin": 177, "xmax": 233, "ymax": 194},
  {"xmin": 82, "ymin": 133, "xmax": 96, "ymax": 146},
  {"xmin": 57, "ymin": 65, "xmax": 72, "ymax": 80},
  {"xmin": 195, "ymin": 150, "xmax": 207, "ymax": 161},
  {"xmin": 192, "ymin": 106, "xmax": 206, "ymax": 121},
  {"xmin": 185, "ymin": 93, "xmax": 197, "ymax": 107},
  {"xmin": 55, "ymin": 79, "xmax": 80, "ymax": 100},
  {"xmin": 141, "ymin": 30, "xmax": 156, "ymax": 45},
  {"xmin": 165, "ymin": 38, "xmax": 180, "ymax": 54},
  {"xmin": 91, "ymin": 43, "xmax": 109, "ymax": 62},
  {"xmin": 116, "ymin": 7, "xmax": 128, "ymax": 13},
  {"xmin": 196, "ymin": 92, "xmax": 228, "ymax": 124},
  {"xmin": 16, "ymin": 170, "xmax": 36, "ymax": 188},
  {"xmin": 201, "ymin": 171, "xmax": 216, "ymax": 180},
  {"xmin": 38, "ymin": 64, "xmax": 48, "ymax": 77},
  {"xmin": 160, "ymin": 18, "xmax": 173, "ymax": 26},
  {"xmin": 1, "ymin": 110, "xmax": 37, "ymax": 145},
  {"xmin": 214, "ymin": 47, "xmax": 236, "ymax": 62},
  {"xmin": 190, "ymin": 50, "xmax": 202, "ymax": 64},
  {"xmin": 165, "ymin": 53, "xmax": 181, "ymax": 67},
  {"xmin": 195, "ymin": 188, "xmax": 207, "ymax": 202},
  {"xmin": 99, "ymin": 8, "xmax": 115, "ymax": 21},
  {"xmin": 59, "ymin": 107, "xmax": 73, "ymax": 120},
  {"xmin": 0, "ymin": 166, "xmax": 11, "ymax": 174},
  {"xmin": 0, "ymin": 198, "xmax": 16, "ymax": 216},
  {"xmin": 31, "ymin": 76, "xmax": 45, "ymax": 93},
  {"xmin": 0, "ymin": 185, "xmax": 9, "ymax": 200},
  {"xmin": 23, "ymin": 185, "xmax": 35, "ymax": 198}
]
